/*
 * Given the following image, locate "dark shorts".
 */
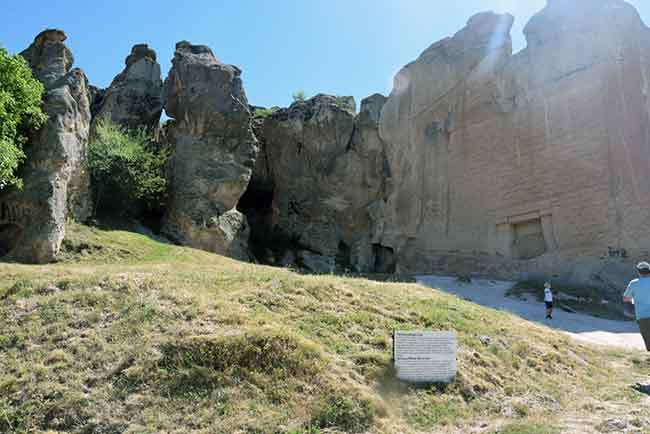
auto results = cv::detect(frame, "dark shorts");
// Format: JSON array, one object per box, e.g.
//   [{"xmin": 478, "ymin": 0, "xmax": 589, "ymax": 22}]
[
  {"xmin": 545, "ymin": 302, "xmax": 553, "ymax": 309},
  {"xmin": 639, "ymin": 318, "xmax": 650, "ymax": 351}
]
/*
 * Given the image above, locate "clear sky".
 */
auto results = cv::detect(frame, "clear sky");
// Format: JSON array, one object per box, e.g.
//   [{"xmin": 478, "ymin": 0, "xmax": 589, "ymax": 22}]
[{"xmin": 2, "ymin": 1, "xmax": 649, "ymax": 110}]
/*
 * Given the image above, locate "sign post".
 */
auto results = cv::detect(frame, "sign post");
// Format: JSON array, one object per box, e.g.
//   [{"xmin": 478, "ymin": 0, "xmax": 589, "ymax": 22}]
[{"xmin": 393, "ymin": 330, "xmax": 457, "ymax": 384}]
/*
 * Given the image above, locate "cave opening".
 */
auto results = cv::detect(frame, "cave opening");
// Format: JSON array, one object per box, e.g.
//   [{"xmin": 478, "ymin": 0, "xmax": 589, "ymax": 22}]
[
  {"xmin": 238, "ymin": 182, "xmax": 277, "ymax": 263},
  {"xmin": 373, "ymin": 243, "xmax": 396, "ymax": 274},
  {"xmin": 336, "ymin": 241, "xmax": 351, "ymax": 271}
]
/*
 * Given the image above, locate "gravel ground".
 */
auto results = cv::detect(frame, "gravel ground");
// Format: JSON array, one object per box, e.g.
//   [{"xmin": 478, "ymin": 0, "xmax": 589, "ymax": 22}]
[{"xmin": 417, "ymin": 275, "xmax": 646, "ymax": 351}]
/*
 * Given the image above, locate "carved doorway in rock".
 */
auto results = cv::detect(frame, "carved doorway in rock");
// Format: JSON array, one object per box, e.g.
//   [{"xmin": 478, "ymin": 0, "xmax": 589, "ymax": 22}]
[
  {"xmin": 0, "ymin": 223, "xmax": 23, "ymax": 257},
  {"xmin": 513, "ymin": 218, "xmax": 546, "ymax": 260}
]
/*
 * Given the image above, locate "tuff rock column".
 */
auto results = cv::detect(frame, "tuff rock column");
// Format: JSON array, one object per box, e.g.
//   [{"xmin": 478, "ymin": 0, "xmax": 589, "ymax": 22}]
[
  {"xmin": 92, "ymin": 44, "xmax": 163, "ymax": 131},
  {"xmin": 161, "ymin": 41, "xmax": 257, "ymax": 260},
  {"xmin": 0, "ymin": 29, "xmax": 91, "ymax": 263}
]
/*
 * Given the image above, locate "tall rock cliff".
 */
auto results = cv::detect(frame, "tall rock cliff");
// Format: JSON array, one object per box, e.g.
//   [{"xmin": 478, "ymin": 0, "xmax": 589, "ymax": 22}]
[
  {"xmin": 92, "ymin": 44, "xmax": 163, "ymax": 131},
  {"xmin": 244, "ymin": 94, "xmax": 389, "ymax": 272},
  {"xmin": 0, "ymin": 29, "xmax": 91, "ymax": 262},
  {"xmin": 161, "ymin": 41, "xmax": 257, "ymax": 260},
  {"xmin": 377, "ymin": 1, "xmax": 650, "ymax": 294}
]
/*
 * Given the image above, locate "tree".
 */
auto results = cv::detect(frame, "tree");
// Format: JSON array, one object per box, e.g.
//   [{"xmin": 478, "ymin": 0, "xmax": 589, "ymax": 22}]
[
  {"xmin": 0, "ymin": 47, "xmax": 47, "ymax": 190},
  {"xmin": 254, "ymin": 106, "xmax": 280, "ymax": 118},
  {"xmin": 88, "ymin": 121, "xmax": 169, "ymax": 217},
  {"xmin": 292, "ymin": 90, "xmax": 307, "ymax": 103}
]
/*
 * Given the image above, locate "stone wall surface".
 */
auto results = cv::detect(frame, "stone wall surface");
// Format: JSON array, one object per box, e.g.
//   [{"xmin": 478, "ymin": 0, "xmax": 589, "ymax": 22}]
[
  {"xmin": 92, "ymin": 44, "xmax": 163, "ymax": 131},
  {"xmin": 0, "ymin": 29, "xmax": 91, "ymax": 263},
  {"xmin": 161, "ymin": 41, "xmax": 257, "ymax": 260},
  {"xmin": 376, "ymin": 1, "xmax": 650, "ymax": 296}
]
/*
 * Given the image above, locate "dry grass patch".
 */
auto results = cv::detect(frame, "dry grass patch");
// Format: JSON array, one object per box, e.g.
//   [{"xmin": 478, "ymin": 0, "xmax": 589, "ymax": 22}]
[{"xmin": 0, "ymin": 223, "xmax": 649, "ymax": 433}]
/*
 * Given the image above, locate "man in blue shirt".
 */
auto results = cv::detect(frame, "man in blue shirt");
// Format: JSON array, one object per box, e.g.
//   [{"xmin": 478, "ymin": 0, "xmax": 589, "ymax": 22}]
[{"xmin": 623, "ymin": 262, "xmax": 650, "ymax": 351}]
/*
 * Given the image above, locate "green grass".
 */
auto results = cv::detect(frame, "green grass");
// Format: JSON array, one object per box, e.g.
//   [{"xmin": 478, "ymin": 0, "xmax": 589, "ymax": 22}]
[
  {"xmin": 55, "ymin": 222, "xmax": 175, "ymax": 263},
  {"xmin": 0, "ymin": 223, "xmax": 648, "ymax": 433},
  {"xmin": 496, "ymin": 421, "xmax": 561, "ymax": 434}
]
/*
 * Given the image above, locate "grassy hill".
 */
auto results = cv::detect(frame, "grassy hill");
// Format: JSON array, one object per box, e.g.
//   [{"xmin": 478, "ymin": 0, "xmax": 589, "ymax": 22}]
[{"xmin": 0, "ymin": 224, "xmax": 649, "ymax": 434}]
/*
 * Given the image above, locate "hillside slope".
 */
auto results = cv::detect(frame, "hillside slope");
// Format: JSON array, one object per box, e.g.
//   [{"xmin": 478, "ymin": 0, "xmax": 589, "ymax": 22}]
[{"xmin": 0, "ymin": 224, "xmax": 649, "ymax": 434}]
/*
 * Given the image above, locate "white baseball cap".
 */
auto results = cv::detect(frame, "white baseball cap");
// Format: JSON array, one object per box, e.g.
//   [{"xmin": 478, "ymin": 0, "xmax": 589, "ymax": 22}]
[{"xmin": 637, "ymin": 262, "xmax": 650, "ymax": 271}]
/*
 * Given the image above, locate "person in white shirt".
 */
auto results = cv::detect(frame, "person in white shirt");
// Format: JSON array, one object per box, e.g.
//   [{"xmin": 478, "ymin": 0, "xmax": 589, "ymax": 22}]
[
  {"xmin": 544, "ymin": 282, "xmax": 554, "ymax": 320},
  {"xmin": 623, "ymin": 261, "xmax": 650, "ymax": 351}
]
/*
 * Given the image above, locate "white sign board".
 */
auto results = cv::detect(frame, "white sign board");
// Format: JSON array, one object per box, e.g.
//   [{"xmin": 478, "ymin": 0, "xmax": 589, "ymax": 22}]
[{"xmin": 393, "ymin": 331, "xmax": 457, "ymax": 384}]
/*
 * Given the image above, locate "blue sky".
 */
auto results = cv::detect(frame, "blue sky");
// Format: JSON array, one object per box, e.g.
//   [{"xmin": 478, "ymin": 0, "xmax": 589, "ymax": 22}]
[{"xmin": 2, "ymin": 1, "xmax": 649, "ymax": 109}]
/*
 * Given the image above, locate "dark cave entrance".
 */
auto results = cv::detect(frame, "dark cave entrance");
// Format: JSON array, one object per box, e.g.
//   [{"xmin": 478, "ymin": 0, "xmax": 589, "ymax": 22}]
[
  {"xmin": 373, "ymin": 244, "xmax": 396, "ymax": 274},
  {"xmin": 238, "ymin": 181, "xmax": 276, "ymax": 262},
  {"xmin": 336, "ymin": 241, "xmax": 351, "ymax": 271},
  {"xmin": 0, "ymin": 223, "xmax": 24, "ymax": 257}
]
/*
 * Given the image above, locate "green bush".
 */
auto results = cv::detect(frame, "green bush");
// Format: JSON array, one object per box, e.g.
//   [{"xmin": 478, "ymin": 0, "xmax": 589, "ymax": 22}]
[
  {"xmin": 88, "ymin": 121, "xmax": 169, "ymax": 217},
  {"xmin": 254, "ymin": 107, "xmax": 280, "ymax": 118},
  {"xmin": 333, "ymin": 95, "xmax": 355, "ymax": 112},
  {"xmin": 496, "ymin": 422, "xmax": 560, "ymax": 434},
  {"xmin": 0, "ymin": 278, "xmax": 33, "ymax": 300},
  {"xmin": 157, "ymin": 331, "xmax": 324, "ymax": 395},
  {"xmin": 160, "ymin": 331, "xmax": 323, "ymax": 377},
  {"xmin": 0, "ymin": 47, "xmax": 47, "ymax": 190},
  {"xmin": 313, "ymin": 392, "xmax": 376, "ymax": 433},
  {"xmin": 292, "ymin": 90, "xmax": 307, "ymax": 102}
]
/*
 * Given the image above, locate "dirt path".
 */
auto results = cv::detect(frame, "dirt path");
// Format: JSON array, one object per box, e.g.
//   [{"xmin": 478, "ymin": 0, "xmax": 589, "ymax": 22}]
[{"xmin": 417, "ymin": 275, "xmax": 646, "ymax": 351}]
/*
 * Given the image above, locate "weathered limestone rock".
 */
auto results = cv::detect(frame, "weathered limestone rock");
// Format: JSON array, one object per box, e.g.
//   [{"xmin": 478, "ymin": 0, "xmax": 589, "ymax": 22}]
[
  {"xmin": 19, "ymin": 29, "xmax": 74, "ymax": 87},
  {"xmin": 238, "ymin": 110, "xmax": 275, "ymax": 260},
  {"xmin": 378, "ymin": 11, "xmax": 515, "ymax": 261},
  {"xmin": 162, "ymin": 41, "xmax": 257, "ymax": 260},
  {"xmin": 88, "ymin": 85, "xmax": 106, "ymax": 119},
  {"xmin": 377, "ymin": 1, "xmax": 650, "ymax": 298},
  {"xmin": 0, "ymin": 29, "xmax": 91, "ymax": 263},
  {"xmin": 92, "ymin": 44, "xmax": 163, "ymax": 131},
  {"xmin": 245, "ymin": 93, "xmax": 389, "ymax": 272}
]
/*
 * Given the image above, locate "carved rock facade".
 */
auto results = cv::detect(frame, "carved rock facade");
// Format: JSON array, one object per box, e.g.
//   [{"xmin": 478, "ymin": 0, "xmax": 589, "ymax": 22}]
[{"xmin": 376, "ymin": 2, "xmax": 650, "ymax": 295}]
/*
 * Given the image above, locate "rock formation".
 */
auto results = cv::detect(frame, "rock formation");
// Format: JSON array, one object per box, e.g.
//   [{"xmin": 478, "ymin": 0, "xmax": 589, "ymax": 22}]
[
  {"xmin": 92, "ymin": 44, "xmax": 163, "ymax": 131},
  {"xmin": 4, "ymin": 0, "xmax": 650, "ymax": 300},
  {"xmin": 0, "ymin": 29, "xmax": 91, "ymax": 262},
  {"xmin": 376, "ymin": 1, "xmax": 650, "ymax": 296},
  {"xmin": 161, "ymin": 41, "xmax": 257, "ymax": 260},
  {"xmin": 244, "ymin": 94, "xmax": 389, "ymax": 272}
]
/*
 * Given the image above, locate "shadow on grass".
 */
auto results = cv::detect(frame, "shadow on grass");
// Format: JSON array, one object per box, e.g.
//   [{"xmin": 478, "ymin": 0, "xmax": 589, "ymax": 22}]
[
  {"xmin": 89, "ymin": 216, "xmax": 172, "ymax": 244},
  {"xmin": 341, "ymin": 273, "xmax": 416, "ymax": 284}
]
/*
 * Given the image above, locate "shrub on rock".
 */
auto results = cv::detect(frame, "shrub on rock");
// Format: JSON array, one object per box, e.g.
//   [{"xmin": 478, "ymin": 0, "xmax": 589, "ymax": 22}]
[
  {"xmin": 88, "ymin": 120, "xmax": 169, "ymax": 217},
  {"xmin": 0, "ymin": 47, "xmax": 47, "ymax": 190}
]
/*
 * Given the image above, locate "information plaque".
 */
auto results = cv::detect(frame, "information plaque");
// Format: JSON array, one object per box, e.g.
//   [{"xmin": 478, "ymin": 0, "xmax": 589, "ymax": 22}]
[{"xmin": 393, "ymin": 331, "xmax": 457, "ymax": 384}]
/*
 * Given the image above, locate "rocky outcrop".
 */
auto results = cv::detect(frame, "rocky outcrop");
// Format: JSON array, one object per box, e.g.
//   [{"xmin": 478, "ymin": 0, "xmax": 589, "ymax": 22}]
[
  {"xmin": 4, "ymin": 0, "xmax": 650, "ymax": 300},
  {"xmin": 244, "ymin": 94, "xmax": 389, "ymax": 272},
  {"xmin": 376, "ymin": 1, "xmax": 650, "ymax": 297},
  {"xmin": 19, "ymin": 29, "xmax": 74, "ymax": 87},
  {"xmin": 92, "ymin": 44, "xmax": 163, "ymax": 131},
  {"xmin": 0, "ymin": 29, "xmax": 91, "ymax": 263},
  {"xmin": 161, "ymin": 41, "xmax": 257, "ymax": 260}
]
